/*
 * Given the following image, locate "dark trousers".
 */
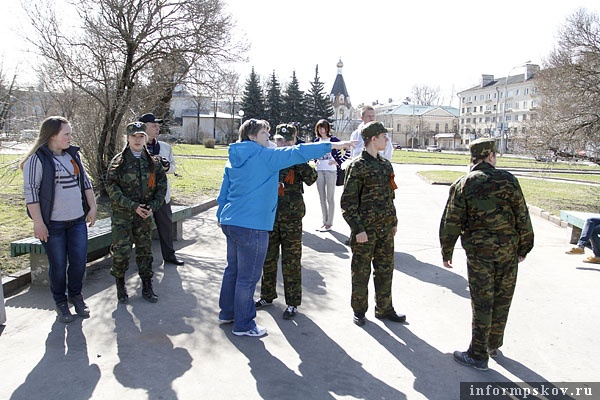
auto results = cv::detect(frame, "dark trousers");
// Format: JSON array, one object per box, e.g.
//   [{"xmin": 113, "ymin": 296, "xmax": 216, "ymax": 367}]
[{"xmin": 154, "ymin": 202, "xmax": 175, "ymax": 260}]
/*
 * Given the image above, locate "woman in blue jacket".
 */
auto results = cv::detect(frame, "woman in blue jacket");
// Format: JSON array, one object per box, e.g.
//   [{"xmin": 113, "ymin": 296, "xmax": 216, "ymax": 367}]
[{"xmin": 216, "ymin": 119, "xmax": 352, "ymax": 337}]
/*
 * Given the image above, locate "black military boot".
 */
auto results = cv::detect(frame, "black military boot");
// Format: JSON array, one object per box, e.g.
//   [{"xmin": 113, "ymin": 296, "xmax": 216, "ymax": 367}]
[
  {"xmin": 116, "ymin": 277, "xmax": 128, "ymax": 304},
  {"xmin": 141, "ymin": 277, "xmax": 158, "ymax": 303}
]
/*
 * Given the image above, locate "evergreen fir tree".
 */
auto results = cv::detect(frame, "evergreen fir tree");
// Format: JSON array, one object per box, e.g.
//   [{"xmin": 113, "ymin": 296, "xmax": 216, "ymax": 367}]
[
  {"xmin": 264, "ymin": 71, "xmax": 284, "ymax": 131},
  {"xmin": 282, "ymin": 71, "xmax": 306, "ymax": 132},
  {"xmin": 306, "ymin": 65, "xmax": 335, "ymax": 139},
  {"xmin": 240, "ymin": 67, "xmax": 265, "ymax": 121}
]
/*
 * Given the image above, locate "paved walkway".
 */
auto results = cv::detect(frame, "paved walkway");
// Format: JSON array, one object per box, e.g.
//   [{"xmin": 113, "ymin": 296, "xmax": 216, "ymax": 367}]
[{"xmin": 1, "ymin": 164, "xmax": 599, "ymax": 400}]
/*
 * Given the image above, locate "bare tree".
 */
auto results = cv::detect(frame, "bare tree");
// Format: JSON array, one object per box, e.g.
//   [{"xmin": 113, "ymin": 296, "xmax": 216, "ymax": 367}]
[
  {"xmin": 411, "ymin": 84, "xmax": 440, "ymax": 106},
  {"xmin": 0, "ymin": 68, "xmax": 17, "ymax": 134},
  {"xmin": 24, "ymin": 0, "xmax": 244, "ymax": 189},
  {"xmin": 524, "ymin": 8, "xmax": 600, "ymax": 164}
]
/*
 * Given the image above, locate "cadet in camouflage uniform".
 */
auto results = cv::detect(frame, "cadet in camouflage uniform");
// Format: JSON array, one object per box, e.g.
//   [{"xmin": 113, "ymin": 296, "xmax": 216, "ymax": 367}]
[
  {"xmin": 439, "ymin": 137, "xmax": 534, "ymax": 371},
  {"xmin": 106, "ymin": 122, "xmax": 168, "ymax": 304},
  {"xmin": 255, "ymin": 124, "xmax": 318, "ymax": 320},
  {"xmin": 341, "ymin": 121, "xmax": 406, "ymax": 327}
]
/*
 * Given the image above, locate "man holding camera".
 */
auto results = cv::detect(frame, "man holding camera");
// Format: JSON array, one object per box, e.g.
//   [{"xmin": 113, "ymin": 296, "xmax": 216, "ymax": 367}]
[{"xmin": 139, "ymin": 113, "xmax": 184, "ymax": 266}]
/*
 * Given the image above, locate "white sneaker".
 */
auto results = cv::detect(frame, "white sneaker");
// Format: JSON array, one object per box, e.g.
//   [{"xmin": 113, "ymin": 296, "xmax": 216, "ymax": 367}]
[{"xmin": 232, "ymin": 325, "xmax": 267, "ymax": 337}]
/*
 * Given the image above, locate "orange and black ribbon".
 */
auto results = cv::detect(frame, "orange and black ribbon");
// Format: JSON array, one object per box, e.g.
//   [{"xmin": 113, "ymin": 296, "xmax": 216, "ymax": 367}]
[{"xmin": 390, "ymin": 173, "xmax": 398, "ymax": 190}]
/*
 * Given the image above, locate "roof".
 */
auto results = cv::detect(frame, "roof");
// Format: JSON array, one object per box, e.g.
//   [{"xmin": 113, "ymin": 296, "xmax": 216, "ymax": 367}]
[
  {"xmin": 330, "ymin": 73, "xmax": 349, "ymax": 98},
  {"xmin": 379, "ymin": 104, "xmax": 459, "ymax": 117}
]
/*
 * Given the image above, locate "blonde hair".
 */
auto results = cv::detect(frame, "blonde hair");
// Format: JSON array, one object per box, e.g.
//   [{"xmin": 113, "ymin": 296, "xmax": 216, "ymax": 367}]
[{"xmin": 20, "ymin": 116, "xmax": 70, "ymax": 170}]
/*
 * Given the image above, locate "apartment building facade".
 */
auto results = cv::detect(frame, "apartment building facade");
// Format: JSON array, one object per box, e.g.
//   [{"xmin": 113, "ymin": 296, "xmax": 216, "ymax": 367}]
[{"xmin": 457, "ymin": 63, "xmax": 540, "ymax": 152}]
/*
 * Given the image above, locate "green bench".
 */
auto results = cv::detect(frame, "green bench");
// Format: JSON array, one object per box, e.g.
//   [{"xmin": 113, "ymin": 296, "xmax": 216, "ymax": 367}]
[
  {"xmin": 10, "ymin": 205, "xmax": 192, "ymax": 286},
  {"xmin": 559, "ymin": 210, "xmax": 600, "ymax": 244}
]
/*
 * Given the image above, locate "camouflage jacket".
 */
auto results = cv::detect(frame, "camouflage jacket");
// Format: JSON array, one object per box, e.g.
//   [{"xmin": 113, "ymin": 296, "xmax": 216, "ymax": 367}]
[
  {"xmin": 275, "ymin": 163, "xmax": 318, "ymax": 221},
  {"xmin": 106, "ymin": 148, "xmax": 167, "ymax": 213},
  {"xmin": 340, "ymin": 150, "xmax": 398, "ymax": 233},
  {"xmin": 439, "ymin": 162, "xmax": 534, "ymax": 261}
]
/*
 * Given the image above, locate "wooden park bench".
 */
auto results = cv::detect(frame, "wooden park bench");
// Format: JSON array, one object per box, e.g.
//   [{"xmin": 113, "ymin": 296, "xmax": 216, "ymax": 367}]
[
  {"xmin": 10, "ymin": 204, "xmax": 193, "ymax": 286},
  {"xmin": 559, "ymin": 210, "xmax": 600, "ymax": 244}
]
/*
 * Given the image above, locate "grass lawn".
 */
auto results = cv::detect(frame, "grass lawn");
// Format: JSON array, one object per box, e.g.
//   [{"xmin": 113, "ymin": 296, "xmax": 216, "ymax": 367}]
[{"xmin": 418, "ymin": 170, "xmax": 600, "ymax": 216}]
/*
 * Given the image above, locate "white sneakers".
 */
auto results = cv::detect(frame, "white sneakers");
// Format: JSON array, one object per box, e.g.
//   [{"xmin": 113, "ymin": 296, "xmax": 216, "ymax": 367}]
[{"xmin": 232, "ymin": 325, "xmax": 267, "ymax": 337}]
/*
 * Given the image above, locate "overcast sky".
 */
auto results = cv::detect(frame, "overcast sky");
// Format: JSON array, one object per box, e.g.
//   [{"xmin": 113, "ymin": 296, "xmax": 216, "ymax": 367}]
[{"xmin": 2, "ymin": 0, "xmax": 599, "ymax": 108}]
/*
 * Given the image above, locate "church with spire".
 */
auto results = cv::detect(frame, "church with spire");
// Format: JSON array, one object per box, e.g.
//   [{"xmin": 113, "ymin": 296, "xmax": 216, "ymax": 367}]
[{"xmin": 330, "ymin": 58, "xmax": 357, "ymax": 138}]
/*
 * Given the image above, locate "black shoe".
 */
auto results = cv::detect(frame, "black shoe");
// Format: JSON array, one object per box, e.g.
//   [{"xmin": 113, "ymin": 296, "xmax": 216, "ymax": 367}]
[
  {"xmin": 353, "ymin": 313, "xmax": 366, "ymax": 326},
  {"xmin": 116, "ymin": 277, "xmax": 128, "ymax": 304},
  {"xmin": 376, "ymin": 311, "xmax": 406, "ymax": 323},
  {"xmin": 283, "ymin": 306, "xmax": 297, "ymax": 320},
  {"xmin": 164, "ymin": 257, "xmax": 184, "ymax": 266},
  {"xmin": 255, "ymin": 298, "xmax": 273, "ymax": 308},
  {"xmin": 55, "ymin": 302, "xmax": 75, "ymax": 323},
  {"xmin": 141, "ymin": 278, "xmax": 158, "ymax": 303},
  {"xmin": 68, "ymin": 294, "xmax": 90, "ymax": 317},
  {"xmin": 453, "ymin": 350, "xmax": 489, "ymax": 371}
]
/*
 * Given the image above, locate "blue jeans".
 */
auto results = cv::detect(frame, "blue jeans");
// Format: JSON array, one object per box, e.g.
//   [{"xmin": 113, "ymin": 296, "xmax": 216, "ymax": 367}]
[
  {"xmin": 577, "ymin": 217, "xmax": 600, "ymax": 257},
  {"xmin": 218, "ymin": 225, "xmax": 269, "ymax": 332},
  {"xmin": 41, "ymin": 216, "xmax": 88, "ymax": 304}
]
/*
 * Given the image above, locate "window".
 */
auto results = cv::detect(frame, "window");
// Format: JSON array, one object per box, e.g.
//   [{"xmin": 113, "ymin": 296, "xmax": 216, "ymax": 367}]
[
  {"xmin": 493, "ymin": 104, "xmax": 497, "ymax": 111},
  {"xmin": 466, "ymin": 107, "xmax": 471, "ymax": 113},
  {"xmin": 397, "ymin": 123, "xmax": 400, "ymax": 132},
  {"xmin": 445, "ymin": 123, "xmax": 449, "ymax": 131},
  {"xmin": 435, "ymin": 123, "xmax": 439, "ymax": 133},
  {"xmin": 523, "ymin": 101, "xmax": 528, "ymax": 109},
  {"xmin": 524, "ymin": 88, "xmax": 529, "ymax": 95},
  {"xmin": 522, "ymin": 114, "xmax": 527, "ymax": 121},
  {"xmin": 479, "ymin": 106, "xmax": 483, "ymax": 112},
  {"xmin": 514, "ymin": 102, "xmax": 520, "ymax": 110},
  {"xmin": 515, "ymin": 89, "xmax": 520, "ymax": 96}
]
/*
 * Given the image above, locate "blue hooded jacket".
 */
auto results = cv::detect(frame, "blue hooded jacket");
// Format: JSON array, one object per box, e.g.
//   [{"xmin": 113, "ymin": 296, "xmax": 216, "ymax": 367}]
[{"xmin": 216, "ymin": 140, "xmax": 333, "ymax": 231}]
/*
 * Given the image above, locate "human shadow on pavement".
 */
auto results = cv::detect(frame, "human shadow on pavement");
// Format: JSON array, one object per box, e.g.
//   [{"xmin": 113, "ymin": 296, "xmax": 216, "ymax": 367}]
[
  {"xmin": 493, "ymin": 353, "xmax": 576, "ymax": 398},
  {"xmin": 111, "ymin": 267, "xmax": 194, "ymax": 400},
  {"xmin": 302, "ymin": 231, "xmax": 350, "ymax": 258},
  {"xmin": 269, "ymin": 314, "xmax": 407, "ymax": 399},
  {"xmin": 10, "ymin": 319, "xmax": 100, "ymax": 400},
  {"xmin": 394, "ymin": 252, "xmax": 470, "ymax": 299},
  {"xmin": 365, "ymin": 322, "xmax": 516, "ymax": 400}
]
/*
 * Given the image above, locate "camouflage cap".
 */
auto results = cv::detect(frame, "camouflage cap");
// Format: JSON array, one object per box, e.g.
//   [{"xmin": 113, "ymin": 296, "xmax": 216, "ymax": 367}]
[
  {"xmin": 126, "ymin": 121, "xmax": 147, "ymax": 136},
  {"xmin": 469, "ymin": 137, "xmax": 496, "ymax": 158},
  {"xmin": 361, "ymin": 121, "xmax": 387, "ymax": 142},
  {"xmin": 275, "ymin": 124, "xmax": 296, "ymax": 141}
]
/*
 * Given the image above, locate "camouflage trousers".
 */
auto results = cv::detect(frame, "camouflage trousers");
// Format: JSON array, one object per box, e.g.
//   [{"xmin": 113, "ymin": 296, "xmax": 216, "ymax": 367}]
[
  {"xmin": 260, "ymin": 218, "xmax": 303, "ymax": 306},
  {"xmin": 466, "ymin": 250, "xmax": 518, "ymax": 360},
  {"xmin": 110, "ymin": 209, "xmax": 154, "ymax": 279},
  {"xmin": 350, "ymin": 226, "xmax": 395, "ymax": 317}
]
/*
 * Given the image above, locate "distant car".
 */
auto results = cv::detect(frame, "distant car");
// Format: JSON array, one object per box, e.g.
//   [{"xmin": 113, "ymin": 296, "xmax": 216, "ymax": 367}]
[
  {"xmin": 426, "ymin": 144, "xmax": 441, "ymax": 152},
  {"xmin": 393, "ymin": 143, "xmax": 402, "ymax": 150}
]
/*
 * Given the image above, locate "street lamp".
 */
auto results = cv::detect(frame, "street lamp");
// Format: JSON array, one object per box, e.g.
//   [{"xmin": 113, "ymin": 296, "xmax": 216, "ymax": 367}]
[{"xmin": 500, "ymin": 61, "xmax": 530, "ymax": 154}]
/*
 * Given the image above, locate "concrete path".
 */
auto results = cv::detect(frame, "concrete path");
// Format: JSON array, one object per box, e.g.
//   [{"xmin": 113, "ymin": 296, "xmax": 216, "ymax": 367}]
[{"xmin": 1, "ymin": 163, "xmax": 599, "ymax": 400}]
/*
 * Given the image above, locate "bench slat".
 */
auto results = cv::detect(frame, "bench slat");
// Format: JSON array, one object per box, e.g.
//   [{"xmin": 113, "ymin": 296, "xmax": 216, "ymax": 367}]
[{"xmin": 10, "ymin": 205, "xmax": 192, "ymax": 258}]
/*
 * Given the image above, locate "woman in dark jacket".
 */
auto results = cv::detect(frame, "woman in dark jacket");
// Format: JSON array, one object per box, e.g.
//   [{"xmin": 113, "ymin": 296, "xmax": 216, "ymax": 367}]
[{"xmin": 21, "ymin": 116, "xmax": 97, "ymax": 323}]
